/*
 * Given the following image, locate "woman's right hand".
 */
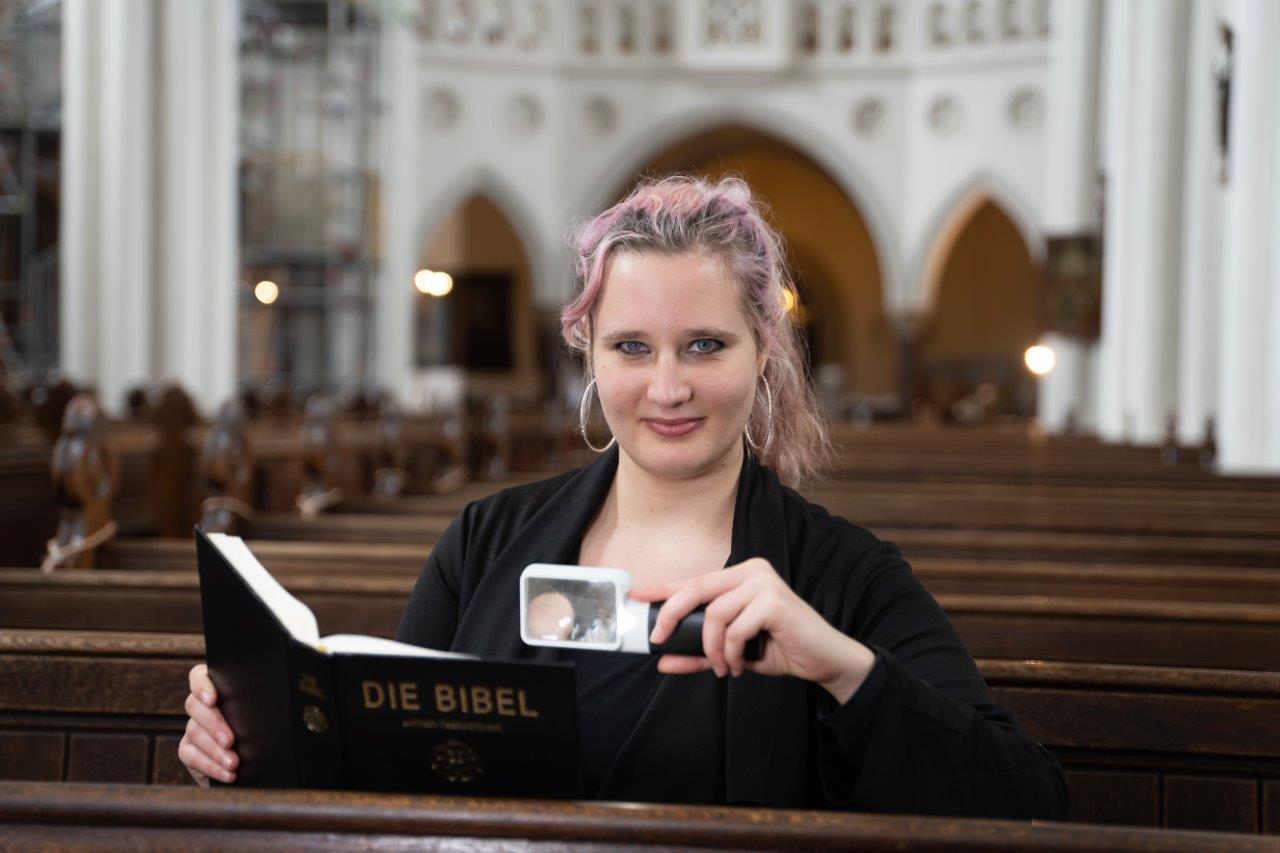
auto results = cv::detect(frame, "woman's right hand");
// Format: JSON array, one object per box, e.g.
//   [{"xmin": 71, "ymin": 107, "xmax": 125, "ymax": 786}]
[{"xmin": 177, "ymin": 663, "xmax": 238, "ymax": 786}]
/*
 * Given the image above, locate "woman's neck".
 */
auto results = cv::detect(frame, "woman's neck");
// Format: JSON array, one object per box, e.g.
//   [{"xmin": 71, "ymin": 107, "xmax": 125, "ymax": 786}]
[{"xmin": 612, "ymin": 442, "xmax": 743, "ymax": 531}]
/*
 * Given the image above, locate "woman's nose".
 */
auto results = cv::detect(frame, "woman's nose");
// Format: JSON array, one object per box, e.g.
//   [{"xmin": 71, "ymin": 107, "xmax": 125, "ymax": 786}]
[{"xmin": 647, "ymin": 357, "xmax": 692, "ymax": 408}]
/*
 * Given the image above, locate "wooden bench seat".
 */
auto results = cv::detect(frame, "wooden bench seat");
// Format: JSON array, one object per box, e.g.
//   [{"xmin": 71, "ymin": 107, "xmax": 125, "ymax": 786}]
[
  {"xmin": 5, "ymin": 571, "xmax": 1280, "ymax": 670},
  {"xmin": 2, "ymin": 629, "xmax": 1277, "ymax": 833},
  {"xmin": 2, "ymin": 780, "xmax": 1277, "ymax": 850},
  {"xmin": 88, "ymin": 538, "xmax": 1280, "ymax": 605}
]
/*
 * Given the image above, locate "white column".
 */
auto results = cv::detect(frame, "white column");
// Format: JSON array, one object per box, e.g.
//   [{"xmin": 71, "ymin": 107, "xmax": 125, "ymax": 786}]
[
  {"xmin": 61, "ymin": 0, "xmax": 159, "ymax": 412},
  {"xmin": 1176, "ymin": 0, "xmax": 1226, "ymax": 445},
  {"xmin": 98, "ymin": 0, "xmax": 156, "ymax": 412},
  {"xmin": 61, "ymin": 0, "xmax": 238, "ymax": 416},
  {"xmin": 1217, "ymin": 0, "xmax": 1280, "ymax": 472},
  {"xmin": 1126, "ymin": 0, "xmax": 1190, "ymax": 443},
  {"xmin": 1095, "ymin": 0, "xmax": 1136, "ymax": 440},
  {"xmin": 205, "ymin": 1, "xmax": 240, "ymax": 414},
  {"xmin": 1037, "ymin": 0, "xmax": 1101, "ymax": 433},
  {"xmin": 374, "ymin": 19, "xmax": 420, "ymax": 405},
  {"xmin": 155, "ymin": 0, "xmax": 239, "ymax": 415},
  {"xmin": 1097, "ymin": 0, "xmax": 1190, "ymax": 443},
  {"xmin": 59, "ymin": 0, "xmax": 100, "ymax": 383},
  {"xmin": 1271, "ymin": 55, "xmax": 1280, "ymax": 471}
]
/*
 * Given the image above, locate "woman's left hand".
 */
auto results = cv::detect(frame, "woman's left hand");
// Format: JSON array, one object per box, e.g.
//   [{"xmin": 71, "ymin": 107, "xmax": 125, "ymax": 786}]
[{"xmin": 630, "ymin": 558, "xmax": 876, "ymax": 704}]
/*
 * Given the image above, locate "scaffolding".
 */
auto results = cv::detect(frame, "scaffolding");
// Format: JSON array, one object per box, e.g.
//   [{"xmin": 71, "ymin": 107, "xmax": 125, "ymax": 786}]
[
  {"xmin": 238, "ymin": 0, "xmax": 382, "ymax": 396},
  {"xmin": 0, "ymin": 0, "xmax": 61, "ymax": 381}
]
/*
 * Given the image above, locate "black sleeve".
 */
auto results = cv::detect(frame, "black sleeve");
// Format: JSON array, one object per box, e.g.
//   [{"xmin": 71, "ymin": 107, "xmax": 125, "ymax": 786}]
[
  {"xmin": 813, "ymin": 541, "xmax": 1070, "ymax": 820},
  {"xmin": 394, "ymin": 508, "xmax": 468, "ymax": 651}
]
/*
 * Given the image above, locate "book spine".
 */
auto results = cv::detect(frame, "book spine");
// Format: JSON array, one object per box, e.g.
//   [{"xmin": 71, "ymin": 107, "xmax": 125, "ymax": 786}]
[{"xmin": 287, "ymin": 641, "xmax": 346, "ymax": 788}]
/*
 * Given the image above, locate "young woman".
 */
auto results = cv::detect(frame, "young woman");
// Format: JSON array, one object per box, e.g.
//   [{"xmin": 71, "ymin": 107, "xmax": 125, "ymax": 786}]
[{"xmin": 181, "ymin": 175, "xmax": 1069, "ymax": 818}]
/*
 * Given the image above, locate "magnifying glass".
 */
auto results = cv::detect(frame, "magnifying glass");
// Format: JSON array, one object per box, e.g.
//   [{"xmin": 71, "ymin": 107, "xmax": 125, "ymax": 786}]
[{"xmin": 519, "ymin": 563, "xmax": 763, "ymax": 659}]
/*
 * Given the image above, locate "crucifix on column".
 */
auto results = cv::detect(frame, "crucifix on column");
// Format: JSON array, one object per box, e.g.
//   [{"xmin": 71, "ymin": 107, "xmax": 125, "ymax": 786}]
[{"xmin": 1212, "ymin": 21, "xmax": 1234, "ymax": 184}]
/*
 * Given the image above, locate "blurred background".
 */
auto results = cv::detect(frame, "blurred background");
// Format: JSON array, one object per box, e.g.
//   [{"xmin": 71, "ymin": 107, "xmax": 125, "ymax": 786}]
[{"xmin": 1, "ymin": 0, "xmax": 1277, "ymax": 472}]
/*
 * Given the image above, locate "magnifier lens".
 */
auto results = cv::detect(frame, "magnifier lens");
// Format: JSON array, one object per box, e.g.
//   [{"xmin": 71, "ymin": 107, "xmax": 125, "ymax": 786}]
[{"xmin": 524, "ymin": 577, "xmax": 619, "ymax": 644}]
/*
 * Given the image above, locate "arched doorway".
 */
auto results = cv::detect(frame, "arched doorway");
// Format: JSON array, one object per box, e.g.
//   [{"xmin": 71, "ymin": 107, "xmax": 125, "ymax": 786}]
[
  {"xmin": 615, "ymin": 124, "xmax": 893, "ymax": 405},
  {"xmin": 915, "ymin": 196, "xmax": 1043, "ymax": 418},
  {"xmin": 416, "ymin": 193, "xmax": 541, "ymax": 396}
]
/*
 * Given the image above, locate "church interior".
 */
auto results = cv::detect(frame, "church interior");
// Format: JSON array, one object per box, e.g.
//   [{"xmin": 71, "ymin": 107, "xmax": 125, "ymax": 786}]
[{"xmin": 2, "ymin": 0, "xmax": 1280, "ymax": 846}]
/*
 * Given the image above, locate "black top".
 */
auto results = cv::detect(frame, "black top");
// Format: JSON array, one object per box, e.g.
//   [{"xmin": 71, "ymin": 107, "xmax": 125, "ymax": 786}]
[
  {"xmin": 396, "ymin": 446, "xmax": 1070, "ymax": 818},
  {"xmin": 561, "ymin": 648, "xmax": 666, "ymax": 797}
]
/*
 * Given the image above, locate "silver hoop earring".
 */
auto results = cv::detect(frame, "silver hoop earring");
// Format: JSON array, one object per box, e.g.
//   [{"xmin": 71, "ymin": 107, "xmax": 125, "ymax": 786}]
[
  {"xmin": 744, "ymin": 376, "xmax": 774, "ymax": 453},
  {"xmin": 578, "ymin": 377, "xmax": 616, "ymax": 453}
]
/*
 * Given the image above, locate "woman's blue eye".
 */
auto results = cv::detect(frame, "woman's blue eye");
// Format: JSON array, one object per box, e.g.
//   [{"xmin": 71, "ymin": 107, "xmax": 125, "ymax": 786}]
[
  {"xmin": 689, "ymin": 339, "xmax": 723, "ymax": 355},
  {"xmin": 616, "ymin": 341, "xmax": 648, "ymax": 355}
]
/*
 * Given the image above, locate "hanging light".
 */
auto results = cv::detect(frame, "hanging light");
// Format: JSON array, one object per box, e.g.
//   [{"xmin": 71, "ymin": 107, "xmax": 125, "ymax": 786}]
[
  {"xmin": 1024, "ymin": 344, "xmax": 1056, "ymax": 376},
  {"xmin": 254, "ymin": 280, "xmax": 279, "ymax": 305},
  {"xmin": 429, "ymin": 271, "xmax": 454, "ymax": 297},
  {"xmin": 414, "ymin": 269, "xmax": 454, "ymax": 297}
]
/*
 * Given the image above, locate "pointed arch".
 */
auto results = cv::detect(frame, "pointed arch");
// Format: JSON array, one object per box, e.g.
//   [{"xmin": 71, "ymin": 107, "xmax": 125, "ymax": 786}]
[
  {"xmin": 911, "ymin": 175, "xmax": 1045, "ymax": 417},
  {"xmin": 575, "ymin": 102, "xmax": 902, "ymax": 308},
  {"xmin": 414, "ymin": 169, "xmax": 547, "ymax": 389},
  {"xmin": 909, "ymin": 171, "xmax": 1046, "ymax": 313},
  {"xmin": 416, "ymin": 167, "xmax": 551, "ymax": 301}
]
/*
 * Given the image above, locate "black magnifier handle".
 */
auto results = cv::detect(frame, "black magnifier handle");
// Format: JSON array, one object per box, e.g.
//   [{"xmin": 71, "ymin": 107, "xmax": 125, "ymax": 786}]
[{"xmin": 648, "ymin": 603, "xmax": 764, "ymax": 662}]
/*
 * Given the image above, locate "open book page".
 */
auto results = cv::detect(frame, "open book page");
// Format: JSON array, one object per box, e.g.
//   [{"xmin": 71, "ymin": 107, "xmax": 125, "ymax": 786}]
[
  {"xmin": 318, "ymin": 634, "xmax": 475, "ymax": 659},
  {"xmin": 206, "ymin": 533, "xmax": 320, "ymax": 645}
]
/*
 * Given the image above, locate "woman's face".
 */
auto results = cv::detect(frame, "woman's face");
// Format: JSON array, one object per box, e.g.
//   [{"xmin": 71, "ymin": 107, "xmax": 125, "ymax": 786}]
[{"xmin": 590, "ymin": 250, "xmax": 762, "ymax": 481}]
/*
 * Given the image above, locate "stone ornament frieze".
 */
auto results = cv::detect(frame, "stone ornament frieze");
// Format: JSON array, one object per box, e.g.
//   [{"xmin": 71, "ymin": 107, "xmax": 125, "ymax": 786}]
[
  {"xmin": 412, "ymin": 0, "xmax": 1049, "ymax": 68},
  {"xmin": 702, "ymin": 0, "xmax": 764, "ymax": 48}
]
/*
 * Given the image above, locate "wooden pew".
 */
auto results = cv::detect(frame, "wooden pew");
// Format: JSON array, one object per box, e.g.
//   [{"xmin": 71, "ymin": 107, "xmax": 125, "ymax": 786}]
[
  {"xmin": 824, "ymin": 423, "xmax": 1280, "ymax": 491},
  {"xmin": 96, "ymin": 537, "xmax": 426, "ymax": 574},
  {"xmin": 0, "ymin": 569, "xmax": 408, "ymax": 637},
  {"xmin": 883, "ymin": 527, "xmax": 1280, "ymax": 568},
  {"xmin": 913, "ymin": 558, "xmax": 1280, "ymax": 604},
  {"xmin": 186, "ymin": 511, "xmax": 1280, "ymax": 569},
  {"xmin": 86, "ymin": 538, "xmax": 1280, "ymax": 607},
  {"xmin": 2, "ymin": 630, "xmax": 1277, "ymax": 834},
  {"xmin": 82, "ymin": 544, "xmax": 1280, "ymax": 607},
  {"xmin": 4, "ymin": 571, "xmax": 1280, "ymax": 670},
  {"xmin": 2, "ymin": 781, "xmax": 1277, "ymax": 851},
  {"xmin": 807, "ymin": 486, "xmax": 1280, "ymax": 538}
]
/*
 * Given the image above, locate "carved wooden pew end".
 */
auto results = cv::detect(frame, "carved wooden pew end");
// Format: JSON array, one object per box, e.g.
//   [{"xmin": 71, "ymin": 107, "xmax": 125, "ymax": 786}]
[
  {"xmin": 199, "ymin": 400, "xmax": 256, "ymax": 535},
  {"xmin": 42, "ymin": 394, "xmax": 119, "ymax": 573}
]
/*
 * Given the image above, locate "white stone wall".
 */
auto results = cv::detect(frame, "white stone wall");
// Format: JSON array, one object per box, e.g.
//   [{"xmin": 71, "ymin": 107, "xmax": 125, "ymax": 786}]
[{"xmin": 390, "ymin": 0, "xmax": 1051, "ymax": 378}]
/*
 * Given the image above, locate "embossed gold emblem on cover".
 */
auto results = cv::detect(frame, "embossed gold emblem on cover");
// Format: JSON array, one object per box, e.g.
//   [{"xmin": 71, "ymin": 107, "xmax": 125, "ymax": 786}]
[{"xmin": 430, "ymin": 739, "xmax": 483, "ymax": 783}]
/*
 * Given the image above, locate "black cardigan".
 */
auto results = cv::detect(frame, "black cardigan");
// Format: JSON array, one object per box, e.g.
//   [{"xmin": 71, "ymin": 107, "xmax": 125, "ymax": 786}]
[{"xmin": 396, "ymin": 446, "xmax": 1070, "ymax": 819}]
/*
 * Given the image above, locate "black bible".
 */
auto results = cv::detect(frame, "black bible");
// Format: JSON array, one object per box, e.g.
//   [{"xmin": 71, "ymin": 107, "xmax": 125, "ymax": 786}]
[{"xmin": 194, "ymin": 528, "xmax": 581, "ymax": 797}]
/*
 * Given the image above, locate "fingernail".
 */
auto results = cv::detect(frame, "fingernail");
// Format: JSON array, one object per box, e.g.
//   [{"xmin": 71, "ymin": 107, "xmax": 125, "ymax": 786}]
[
  {"xmin": 218, "ymin": 732, "xmax": 231, "ymax": 748},
  {"xmin": 223, "ymin": 771, "xmax": 235, "ymax": 783},
  {"xmin": 201, "ymin": 691, "xmax": 213, "ymax": 705},
  {"xmin": 649, "ymin": 630, "xmax": 659, "ymax": 644},
  {"xmin": 221, "ymin": 754, "xmax": 233, "ymax": 769}
]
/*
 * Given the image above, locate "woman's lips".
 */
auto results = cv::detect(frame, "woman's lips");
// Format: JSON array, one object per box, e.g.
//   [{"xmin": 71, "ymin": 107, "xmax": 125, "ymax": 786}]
[{"xmin": 643, "ymin": 417, "xmax": 704, "ymax": 437}]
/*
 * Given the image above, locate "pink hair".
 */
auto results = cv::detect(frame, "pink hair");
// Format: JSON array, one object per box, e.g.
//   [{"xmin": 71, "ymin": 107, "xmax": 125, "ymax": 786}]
[{"xmin": 560, "ymin": 175, "xmax": 832, "ymax": 487}]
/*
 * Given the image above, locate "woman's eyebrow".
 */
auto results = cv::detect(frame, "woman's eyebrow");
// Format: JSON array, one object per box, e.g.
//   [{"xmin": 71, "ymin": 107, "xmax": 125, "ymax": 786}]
[
  {"xmin": 600, "ymin": 327, "xmax": 739, "ymax": 344},
  {"xmin": 600, "ymin": 329, "xmax": 646, "ymax": 344},
  {"xmin": 686, "ymin": 328, "xmax": 738, "ymax": 341}
]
